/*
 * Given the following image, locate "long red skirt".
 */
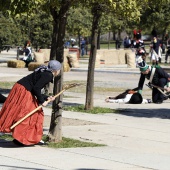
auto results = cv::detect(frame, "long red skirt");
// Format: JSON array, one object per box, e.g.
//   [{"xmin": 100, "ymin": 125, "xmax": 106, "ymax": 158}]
[{"xmin": 0, "ymin": 83, "xmax": 44, "ymax": 145}]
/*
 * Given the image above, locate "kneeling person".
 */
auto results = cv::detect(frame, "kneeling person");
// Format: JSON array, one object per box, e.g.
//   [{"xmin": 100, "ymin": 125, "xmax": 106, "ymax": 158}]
[{"xmin": 137, "ymin": 57, "xmax": 170, "ymax": 104}]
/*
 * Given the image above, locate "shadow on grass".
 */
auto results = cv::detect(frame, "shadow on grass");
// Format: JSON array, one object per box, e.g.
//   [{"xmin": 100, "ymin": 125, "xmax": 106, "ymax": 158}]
[{"xmin": 0, "ymin": 88, "xmax": 11, "ymax": 94}]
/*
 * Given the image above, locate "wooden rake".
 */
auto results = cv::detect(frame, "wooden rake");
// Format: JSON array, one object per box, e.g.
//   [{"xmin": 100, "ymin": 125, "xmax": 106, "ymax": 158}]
[
  {"xmin": 10, "ymin": 83, "xmax": 83, "ymax": 130},
  {"xmin": 146, "ymin": 83, "xmax": 170, "ymax": 97}
]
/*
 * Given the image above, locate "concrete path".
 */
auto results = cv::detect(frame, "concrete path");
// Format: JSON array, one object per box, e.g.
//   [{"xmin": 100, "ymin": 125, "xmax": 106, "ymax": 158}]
[{"xmin": 0, "ymin": 49, "xmax": 170, "ymax": 170}]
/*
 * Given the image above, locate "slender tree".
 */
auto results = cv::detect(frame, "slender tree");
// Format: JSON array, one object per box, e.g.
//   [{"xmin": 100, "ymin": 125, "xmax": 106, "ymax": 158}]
[
  {"xmin": 85, "ymin": 0, "xmax": 149, "ymax": 110},
  {"xmin": 85, "ymin": 2, "xmax": 103, "ymax": 110}
]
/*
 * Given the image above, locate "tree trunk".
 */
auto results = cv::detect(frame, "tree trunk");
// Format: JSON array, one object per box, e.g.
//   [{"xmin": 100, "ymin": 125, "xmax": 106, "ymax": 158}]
[
  {"xmin": 108, "ymin": 31, "xmax": 110, "ymax": 49},
  {"xmin": 97, "ymin": 29, "xmax": 100, "ymax": 49},
  {"xmin": 85, "ymin": 3, "xmax": 102, "ymax": 110},
  {"xmin": 48, "ymin": 1, "xmax": 71, "ymax": 142},
  {"xmin": 118, "ymin": 29, "xmax": 121, "ymax": 40},
  {"xmin": 50, "ymin": 20, "xmax": 58, "ymax": 60},
  {"xmin": 113, "ymin": 31, "xmax": 116, "ymax": 40}
]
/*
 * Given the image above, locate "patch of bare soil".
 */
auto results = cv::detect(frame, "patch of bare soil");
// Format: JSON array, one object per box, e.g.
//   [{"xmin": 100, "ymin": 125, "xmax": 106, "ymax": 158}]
[{"xmin": 44, "ymin": 115, "xmax": 103, "ymax": 127}]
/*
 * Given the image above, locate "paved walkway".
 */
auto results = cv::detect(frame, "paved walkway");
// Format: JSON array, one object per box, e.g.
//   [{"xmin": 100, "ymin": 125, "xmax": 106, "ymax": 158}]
[{"xmin": 0, "ymin": 49, "xmax": 170, "ymax": 170}]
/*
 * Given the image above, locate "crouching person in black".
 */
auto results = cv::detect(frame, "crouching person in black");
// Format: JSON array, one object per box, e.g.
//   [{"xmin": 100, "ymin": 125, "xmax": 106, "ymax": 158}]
[{"xmin": 137, "ymin": 57, "xmax": 170, "ymax": 104}]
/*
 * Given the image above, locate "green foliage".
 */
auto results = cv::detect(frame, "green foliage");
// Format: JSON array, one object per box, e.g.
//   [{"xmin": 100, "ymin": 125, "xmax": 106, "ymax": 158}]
[
  {"xmin": 0, "ymin": 12, "xmax": 23, "ymax": 46},
  {"xmin": 63, "ymin": 104, "xmax": 117, "ymax": 114},
  {"xmin": 29, "ymin": 12, "xmax": 53, "ymax": 48},
  {"xmin": 1, "ymin": 0, "xmax": 43, "ymax": 15},
  {"xmin": 0, "ymin": 10, "xmax": 53, "ymax": 48},
  {"xmin": 0, "ymin": 134, "xmax": 13, "ymax": 141},
  {"xmin": 109, "ymin": 0, "xmax": 148, "ymax": 21},
  {"xmin": 67, "ymin": 6, "xmax": 92, "ymax": 37},
  {"xmin": 140, "ymin": 1, "xmax": 170, "ymax": 37}
]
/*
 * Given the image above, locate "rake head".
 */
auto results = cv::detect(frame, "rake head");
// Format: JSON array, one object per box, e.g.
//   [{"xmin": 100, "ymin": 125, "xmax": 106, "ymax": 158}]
[{"xmin": 63, "ymin": 83, "xmax": 84, "ymax": 90}]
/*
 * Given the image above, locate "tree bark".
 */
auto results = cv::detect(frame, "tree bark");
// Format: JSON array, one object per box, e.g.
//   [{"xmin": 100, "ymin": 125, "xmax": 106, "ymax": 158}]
[
  {"xmin": 108, "ymin": 31, "xmax": 110, "ymax": 49},
  {"xmin": 48, "ymin": 1, "xmax": 71, "ymax": 142},
  {"xmin": 85, "ymin": 3, "xmax": 102, "ymax": 110},
  {"xmin": 97, "ymin": 29, "xmax": 100, "ymax": 49}
]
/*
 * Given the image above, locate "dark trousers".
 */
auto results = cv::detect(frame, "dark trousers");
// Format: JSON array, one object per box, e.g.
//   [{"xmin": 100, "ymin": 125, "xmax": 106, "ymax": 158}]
[
  {"xmin": 165, "ymin": 49, "xmax": 170, "ymax": 62},
  {"xmin": 152, "ymin": 78, "xmax": 167, "ymax": 103},
  {"xmin": 0, "ymin": 93, "xmax": 6, "ymax": 103}
]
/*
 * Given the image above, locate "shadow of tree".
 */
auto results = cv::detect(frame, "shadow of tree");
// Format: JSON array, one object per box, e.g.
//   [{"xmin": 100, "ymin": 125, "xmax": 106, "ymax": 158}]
[
  {"xmin": 75, "ymin": 169, "xmax": 106, "ymax": 170},
  {"xmin": 0, "ymin": 165, "xmax": 47, "ymax": 170},
  {"xmin": 117, "ymin": 108, "xmax": 170, "ymax": 119}
]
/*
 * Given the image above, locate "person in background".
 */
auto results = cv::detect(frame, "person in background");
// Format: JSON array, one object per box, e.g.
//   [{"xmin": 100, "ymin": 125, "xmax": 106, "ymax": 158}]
[
  {"xmin": 85, "ymin": 40, "xmax": 89, "ymax": 55},
  {"xmin": 23, "ymin": 43, "xmax": 33, "ymax": 67},
  {"xmin": 161, "ymin": 43, "xmax": 166, "ymax": 54},
  {"xmin": 80, "ymin": 38, "xmax": 86, "ymax": 56},
  {"xmin": 0, "ymin": 60, "xmax": 61, "ymax": 146},
  {"xmin": 150, "ymin": 29, "xmax": 162, "ymax": 65},
  {"xmin": 115, "ymin": 38, "xmax": 121, "ymax": 49},
  {"xmin": 131, "ymin": 30, "xmax": 146, "ymax": 67},
  {"xmin": 132, "ymin": 30, "xmax": 145, "ymax": 50},
  {"xmin": 71, "ymin": 40, "xmax": 75, "ymax": 47},
  {"xmin": 65, "ymin": 41, "xmax": 70, "ymax": 49},
  {"xmin": 165, "ymin": 38, "xmax": 170, "ymax": 63},
  {"xmin": 123, "ymin": 36, "xmax": 131, "ymax": 48}
]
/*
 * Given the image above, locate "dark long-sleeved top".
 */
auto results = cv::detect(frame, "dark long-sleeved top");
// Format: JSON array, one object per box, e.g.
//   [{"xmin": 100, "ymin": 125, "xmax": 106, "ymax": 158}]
[
  {"xmin": 152, "ymin": 39, "xmax": 160, "ymax": 54},
  {"xmin": 17, "ymin": 71, "xmax": 53, "ymax": 104},
  {"xmin": 138, "ymin": 67, "xmax": 170, "ymax": 90}
]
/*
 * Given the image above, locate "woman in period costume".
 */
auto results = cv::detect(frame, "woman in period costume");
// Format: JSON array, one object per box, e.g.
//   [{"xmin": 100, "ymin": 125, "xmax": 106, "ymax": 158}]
[{"xmin": 0, "ymin": 60, "xmax": 61, "ymax": 146}]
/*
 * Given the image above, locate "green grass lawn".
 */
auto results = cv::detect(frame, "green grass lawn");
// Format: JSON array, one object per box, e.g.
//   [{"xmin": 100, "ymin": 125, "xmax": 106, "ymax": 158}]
[
  {"xmin": 63, "ymin": 104, "xmax": 117, "ymax": 114},
  {"xmin": 0, "ymin": 134, "xmax": 106, "ymax": 148},
  {"xmin": 100, "ymin": 43, "xmax": 116, "ymax": 49}
]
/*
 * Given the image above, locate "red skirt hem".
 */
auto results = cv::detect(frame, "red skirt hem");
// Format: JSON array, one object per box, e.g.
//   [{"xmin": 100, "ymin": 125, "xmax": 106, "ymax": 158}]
[{"xmin": 0, "ymin": 83, "xmax": 44, "ymax": 145}]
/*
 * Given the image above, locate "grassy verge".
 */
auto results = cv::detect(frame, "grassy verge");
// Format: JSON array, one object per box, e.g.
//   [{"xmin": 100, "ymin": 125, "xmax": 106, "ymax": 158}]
[
  {"xmin": 43, "ymin": 135, "xmax": 105, "ymax": 148},
  {"xmin": 0, "ymin": 82, "xmax": 15, "ymax": 89},
  {"xmin": 0, "ymin": 134, "xmax": 105, "ymax": 148},
  {"xmin": 0, "ymin": 134, "xmax": 13, "ymax": 141},
  {"xmin": 63, "ymin": 104, "xmax": 117, "ymax": 114}
]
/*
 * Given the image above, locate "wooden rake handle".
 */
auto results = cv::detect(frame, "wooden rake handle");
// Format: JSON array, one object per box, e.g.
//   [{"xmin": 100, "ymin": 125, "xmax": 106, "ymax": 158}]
[{"xmin": 10, "ymin": 89, "xmax": 66, "ymax": 130}]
